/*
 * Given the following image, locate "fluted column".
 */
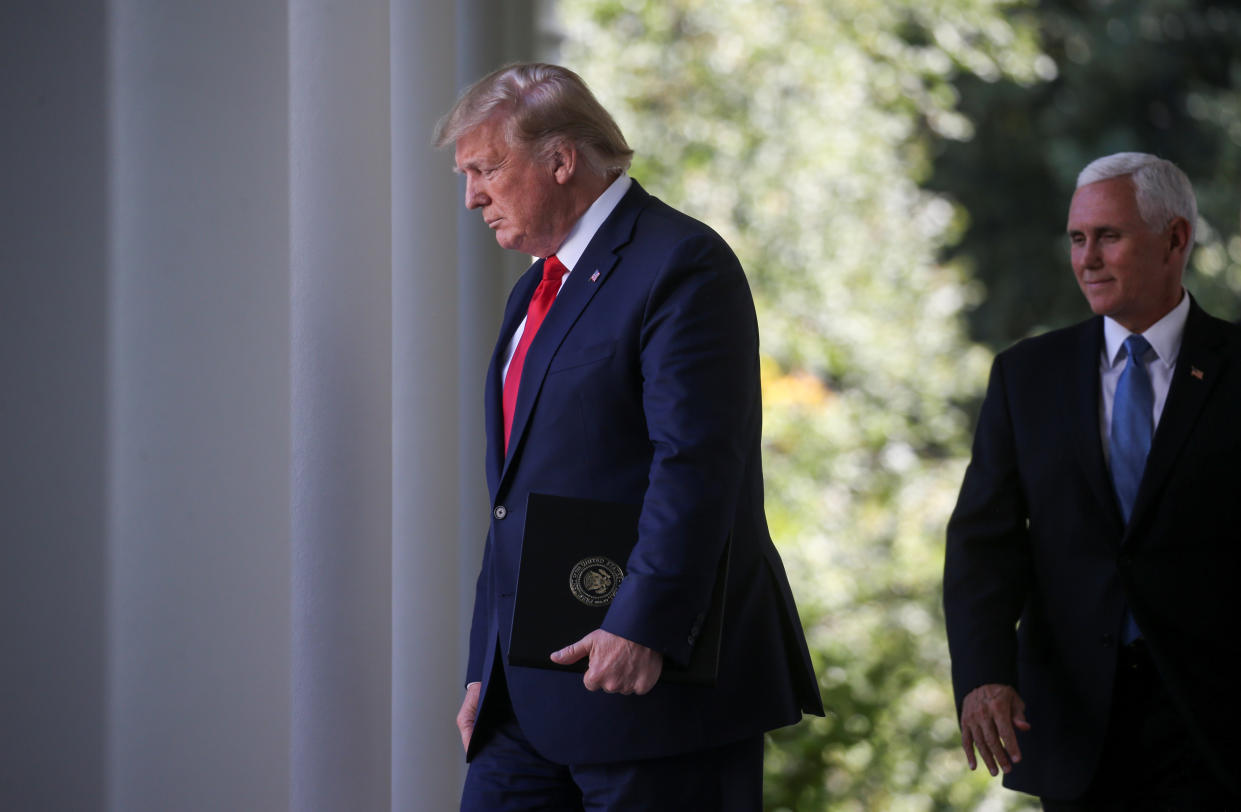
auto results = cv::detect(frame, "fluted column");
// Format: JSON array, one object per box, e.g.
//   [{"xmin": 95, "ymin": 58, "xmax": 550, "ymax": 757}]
[
  {"xmin": 108, "ymin": 2, "xmax": 293, "ymax": 809},
  {"xmin": 453, "ymin": 0, "xmax": 538, "ymax": 657},
  {"xmin": 0, "ymin": 2, "xmax": 110, "ymax": 808},
  {"xmin": 289, "ymin": 1, "xmax": 393, "ymax": 810},
  {"xmin": 390, "ymin": 0, "xmax": 468, "ymax": 808},
  {"xmin": 2, "ymin": 2, "xmax": 532, "ymax": 810}
]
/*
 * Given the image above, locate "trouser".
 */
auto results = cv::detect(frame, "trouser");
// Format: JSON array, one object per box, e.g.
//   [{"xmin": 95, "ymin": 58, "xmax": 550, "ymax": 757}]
[
  {"xmin": 1041, "ymin": 641, "xmax": 1235, "ymax": 812},
  {"xmin": 461, "ymin": 677, "xmax": 764, "ymax": 812}
]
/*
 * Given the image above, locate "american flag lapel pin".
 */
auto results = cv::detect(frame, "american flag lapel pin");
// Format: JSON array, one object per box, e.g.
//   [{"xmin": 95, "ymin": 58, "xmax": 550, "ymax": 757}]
[
  {"xmin": 590, "ymin": 270, "xmax": 600, "ymax": 282},
  {"xmin": 1190, "ymin": 366, "xmax": 1204, "ymax": 380}
]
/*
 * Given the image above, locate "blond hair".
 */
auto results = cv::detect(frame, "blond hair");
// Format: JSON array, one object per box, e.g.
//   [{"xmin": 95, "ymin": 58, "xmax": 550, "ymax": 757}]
[{"xmin": 434, "ymin": 63, "xmax": 633, "ymax": 178}]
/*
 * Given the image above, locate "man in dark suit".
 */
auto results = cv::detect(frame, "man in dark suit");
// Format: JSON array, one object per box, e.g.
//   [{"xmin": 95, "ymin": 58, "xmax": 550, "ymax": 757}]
[
  {"xmin": 434, "ymin": 63, "xmax": 823, "ymax": 811},
  {"xmin": 944, "ymin": 152, "xmax": 1240, "ymax": 809}
]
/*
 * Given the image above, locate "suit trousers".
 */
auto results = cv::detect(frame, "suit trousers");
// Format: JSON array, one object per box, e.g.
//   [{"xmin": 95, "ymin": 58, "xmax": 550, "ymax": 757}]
[
  {"xmin": 1040, "ymin": 641, "xmax": 1234, "ymax": 811},
  {"xmin": 461, "ymin": 675, "xmax": 764, "ymax": 812}
]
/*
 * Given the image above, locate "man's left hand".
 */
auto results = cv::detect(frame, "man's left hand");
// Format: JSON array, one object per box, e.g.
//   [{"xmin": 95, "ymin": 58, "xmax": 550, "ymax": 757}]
[
  {"xmin": 960, "ymin": 683, "xmax": 1030, "ymax": 776},
  {"xmin": 551, "ymin": 629, "xmax": 663, "ymax": 695}
]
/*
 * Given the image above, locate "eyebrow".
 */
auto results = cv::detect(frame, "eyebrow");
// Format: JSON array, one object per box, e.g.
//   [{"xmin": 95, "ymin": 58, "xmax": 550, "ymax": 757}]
[
  {"xmin": 453, "ymin": 155, "xmax": 492, "ymax": 175},
  {"xmin": 1066, "ymin": 222, "xmax": 1122, "ymax": 234}
]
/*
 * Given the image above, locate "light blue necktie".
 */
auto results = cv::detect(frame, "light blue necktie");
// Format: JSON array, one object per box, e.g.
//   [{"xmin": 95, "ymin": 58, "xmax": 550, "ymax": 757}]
[{"xmin": 1109, "ymin": 334, "xmax": 1153, "ymax": 643}]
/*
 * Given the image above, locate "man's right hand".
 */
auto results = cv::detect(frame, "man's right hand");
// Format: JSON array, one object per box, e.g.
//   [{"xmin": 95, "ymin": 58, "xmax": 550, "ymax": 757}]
[
  {"xmin": 457, "ymin": 681, "xmax": 481, "ymax": 753},
  {"xmin": 960, "ymin": 683, "xmax": 1031, "ymax": 776}
]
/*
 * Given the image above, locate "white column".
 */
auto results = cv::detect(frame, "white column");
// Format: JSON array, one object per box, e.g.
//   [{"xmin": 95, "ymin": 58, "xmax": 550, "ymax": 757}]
[
  {"xmin": 391, "ymin": 2, "xmax": 537, "ymax": 807},
  {"xmin": 289, "ymin": 1, "xmax": 394, "ymax": 810},
  {"xmin": 453, "ymin": 0, "xmax": 538, "ymax": 661},
  {"xmin": 5, "ymin": 3, "xmax": 529, "ymax": 810},
  {"xmin": 0, "ymin": 2, "xmax": 110, "ymax": 809},
  {"xmin": 390, "ymin": 0, "xmax": 469, "ymax": 808},
  {"xmin": 107, "ymin": 2, "xmax": 293, "ymax": 810}
]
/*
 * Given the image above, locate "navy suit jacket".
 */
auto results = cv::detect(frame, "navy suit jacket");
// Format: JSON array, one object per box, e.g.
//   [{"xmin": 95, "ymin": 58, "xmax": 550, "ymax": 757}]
[
  {"xmin": 465, "ymin": 180, "xmax": 823, "ymax": 765},
  {"xmin": 944, "ymin": 299, "xmax": 1240, "ymax": 798}
]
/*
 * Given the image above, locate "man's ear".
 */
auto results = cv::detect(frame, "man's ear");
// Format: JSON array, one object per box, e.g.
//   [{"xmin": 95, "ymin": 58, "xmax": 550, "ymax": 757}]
[
  {"xmin": 550, "ymin": 141, "xmax": 578, "ymax": 185},
  {"xmin": 1165, "ymin": 216, "xmax": 1191, "ymax": 264}
]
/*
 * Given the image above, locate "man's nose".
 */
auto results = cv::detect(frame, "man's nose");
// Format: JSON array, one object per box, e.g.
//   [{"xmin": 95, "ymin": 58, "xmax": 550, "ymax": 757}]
[
  {"xmin": 465, "ymin": 177, "xmax": 488, "ymax": 210},
  {"xmin": 1082, "ymin": 238, "xmax": 1103, "ymax": 267}
]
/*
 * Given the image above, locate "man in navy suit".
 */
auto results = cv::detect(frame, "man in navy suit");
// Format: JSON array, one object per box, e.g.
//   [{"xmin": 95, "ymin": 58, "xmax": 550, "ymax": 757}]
[
  {"xmin": 944, "ymin": 153, "xmax": 1240, "ymax": 809},
  {"xmin": 434, "ymin": 63, "xmax": 823, "ymax": 811}
]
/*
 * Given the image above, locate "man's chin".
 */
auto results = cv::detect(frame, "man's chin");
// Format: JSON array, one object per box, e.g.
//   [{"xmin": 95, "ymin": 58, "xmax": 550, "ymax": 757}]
[
  {"xmin": 494, "ymin": 233, "xmax": 522, "ymax": 252},
  {"xmin": 1081, "ymin": 290, "xmax": 1115, "ymax": 317}
]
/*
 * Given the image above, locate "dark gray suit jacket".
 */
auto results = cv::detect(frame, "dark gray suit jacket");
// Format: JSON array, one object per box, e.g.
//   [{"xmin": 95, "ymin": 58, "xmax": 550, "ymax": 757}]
[{"xmin": 944, "ymin": 299, "xmax": 1240, "ymax": 798}]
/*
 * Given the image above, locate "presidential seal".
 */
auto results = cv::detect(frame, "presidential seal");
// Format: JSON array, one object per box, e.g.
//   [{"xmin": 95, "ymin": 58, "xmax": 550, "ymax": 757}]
[{"xmin": 569, "ymin": 556, "xmax": 624, "ymax": 607}]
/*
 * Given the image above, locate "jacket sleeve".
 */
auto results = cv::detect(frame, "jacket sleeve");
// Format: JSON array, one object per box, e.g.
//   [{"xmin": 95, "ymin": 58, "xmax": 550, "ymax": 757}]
[
  {"xmin": 600, "ymin": 232, "xmax": 758, "ymax": 665},
  {"xmin": 943, "ymin": 353, "xmax": 1033, "ymax": 713},
  {"xmin": 465, "ymin": 536, "xmax": 491, "ymax": 685}
]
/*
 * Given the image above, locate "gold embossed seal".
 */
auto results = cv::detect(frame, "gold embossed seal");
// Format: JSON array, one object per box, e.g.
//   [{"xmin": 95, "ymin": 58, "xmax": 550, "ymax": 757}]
[{"xmin": 569, "ymin": 556, "xmax": 624, "ymax": 607}]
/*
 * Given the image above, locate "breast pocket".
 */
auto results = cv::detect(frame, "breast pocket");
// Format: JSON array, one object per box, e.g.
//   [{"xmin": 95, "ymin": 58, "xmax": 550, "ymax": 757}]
[{"xmin": 547, "ymin": 340, "xmax": 615, "ymax": 374}]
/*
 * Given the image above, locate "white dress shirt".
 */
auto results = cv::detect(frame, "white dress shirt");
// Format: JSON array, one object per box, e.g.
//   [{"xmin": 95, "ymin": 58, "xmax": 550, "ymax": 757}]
[
  {"xmin": 1098, "ymin": 291, "xmax": 1190, "ymax": 465},
  {"xmin": 501, "ymin": 173, "xmax": 632, "ymax": 380}
]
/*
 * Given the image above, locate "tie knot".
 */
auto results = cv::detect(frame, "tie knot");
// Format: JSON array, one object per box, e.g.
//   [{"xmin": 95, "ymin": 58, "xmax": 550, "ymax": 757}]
[
  {"xmin": 1124, "ymin": 334, "xmax": 1152, "ymax": 363},
  {"xmin": 543, "ymin": 255, "xmax": 566, "ymax": 281}
]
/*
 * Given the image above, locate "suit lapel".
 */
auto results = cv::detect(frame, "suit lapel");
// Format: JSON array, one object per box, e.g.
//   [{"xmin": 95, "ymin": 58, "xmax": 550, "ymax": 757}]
[
  {"xmin": 1128, "ymin": 300, "xmax": 1227, "ymax": 533},
  {"xmin": 1071, "ymin": 317, "xmax": 1126, "ymax": 532},
  {"xmin": 498, "ymin": 182, "xmax": 649, "ymax": 486},
  {"xmin": 484, "ymin": 266, "xmax": 542, "ymax": 494}
]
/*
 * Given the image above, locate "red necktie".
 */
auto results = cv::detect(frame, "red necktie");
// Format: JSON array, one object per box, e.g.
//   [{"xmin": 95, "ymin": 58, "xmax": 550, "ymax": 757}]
[{"xmin": 503, "ymin": 255, "xmax": 566, "ymax": 451}]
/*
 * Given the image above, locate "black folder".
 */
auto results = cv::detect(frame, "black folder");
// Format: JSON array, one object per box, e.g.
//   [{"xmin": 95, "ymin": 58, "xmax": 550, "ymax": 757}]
[{"xmin": 507, "ymin": 492, "xmax": 728, "ymax": 684}]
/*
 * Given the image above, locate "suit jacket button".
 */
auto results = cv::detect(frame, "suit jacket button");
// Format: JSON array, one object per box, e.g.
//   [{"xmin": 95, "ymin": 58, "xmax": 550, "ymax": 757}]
[
  {"xmin": 1100, "ymin": 633, "xmax": 1114, "ymax": 647},
  {"xmin": 493, "ymin": 505, "xmax": 507, "ymax": 520}
]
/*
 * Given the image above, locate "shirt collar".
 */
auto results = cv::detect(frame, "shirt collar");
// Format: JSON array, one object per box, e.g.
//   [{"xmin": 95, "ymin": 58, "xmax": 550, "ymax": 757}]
[
  {"xmin": 1103, "ymin": 289, "xmax": 1190, "ymax": 367},
  {"xmin": 551, "ymin": 173, "xmax": 632, "ymax": 272}
]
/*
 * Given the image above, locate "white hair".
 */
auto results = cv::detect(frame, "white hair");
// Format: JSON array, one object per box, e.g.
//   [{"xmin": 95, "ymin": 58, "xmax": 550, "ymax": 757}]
[{"xmin": 1077, "ymin": 152, "xmax": 1197, "ymax": 260}]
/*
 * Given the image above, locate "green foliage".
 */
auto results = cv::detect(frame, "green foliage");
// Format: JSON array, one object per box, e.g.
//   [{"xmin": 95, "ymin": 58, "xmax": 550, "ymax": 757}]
[
  {"xmin": 556, "ymin": 1, "xmax": 1046, "ymax": 808},
  {"xmin": 931, "ymin": 0, "xmax": 1241, "ymax": 348}
]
